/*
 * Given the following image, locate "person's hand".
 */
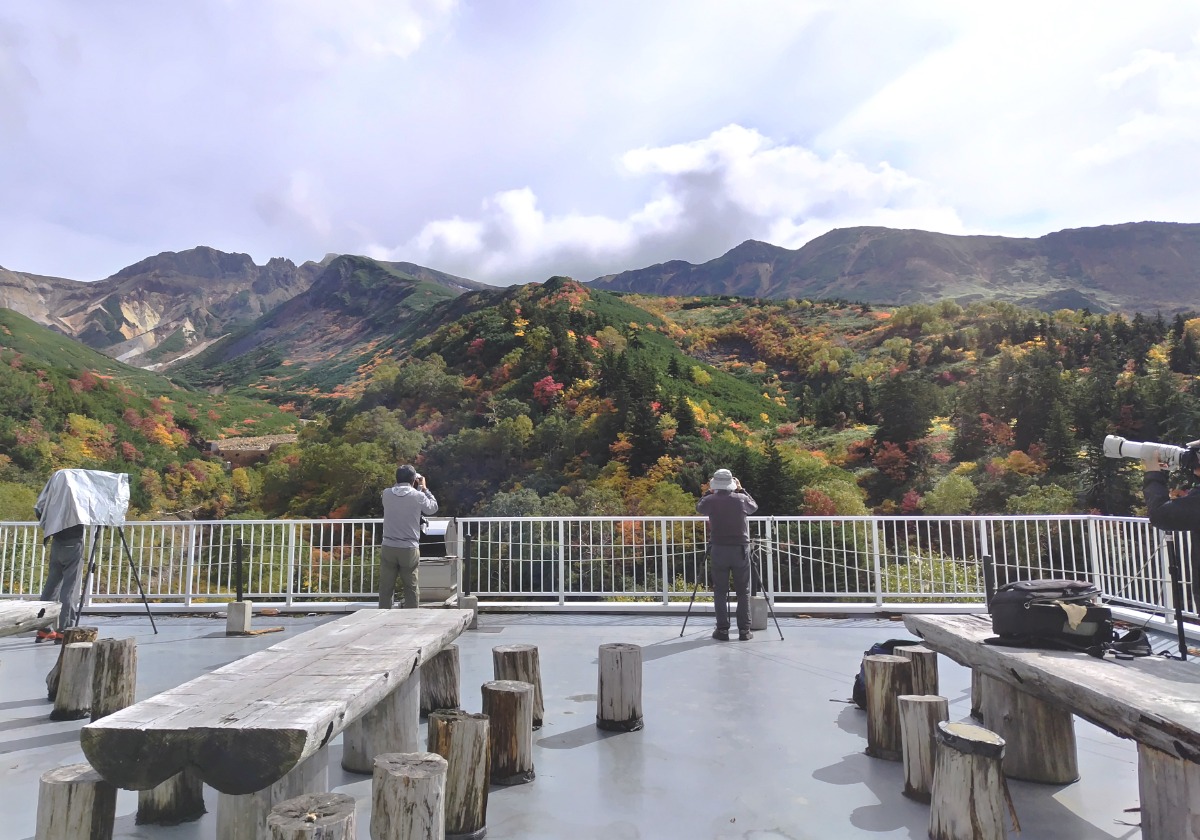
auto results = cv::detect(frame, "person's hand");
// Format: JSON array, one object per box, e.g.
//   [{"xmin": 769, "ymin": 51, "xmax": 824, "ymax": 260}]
[{"xmin": 1142, "ymin": 449, "xmax": 1164, "ymax": 472}]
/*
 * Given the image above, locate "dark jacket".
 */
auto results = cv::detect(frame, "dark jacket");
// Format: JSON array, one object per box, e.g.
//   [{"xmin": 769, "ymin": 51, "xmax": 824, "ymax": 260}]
[
  {"xmin": 1143, "ymin": 471, "xmax": 1200, "ymax": 602},
  {"xmin": 696, "ymin": 490, "xmax": 758, "ymax": 546}
]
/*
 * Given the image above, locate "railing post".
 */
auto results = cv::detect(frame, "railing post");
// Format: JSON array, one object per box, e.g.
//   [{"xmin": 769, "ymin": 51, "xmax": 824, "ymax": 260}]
[
  {"xmin": 183, "ymin": 522, "xmax": 197, "ymax": 607},
  {"xmin": 870, "ymin": 516, "xmax": 884, "ymax": 608},
  {"xmin": 764, "ymin": 518, "xmax": 776, "ymax": 601},
  {"xmin": 285, "ymin": 521, "xmax": 297, "ymax": 607},
  {"xmin": 1085, "ymin": 515, "xmax": 1105, "ymax": 598},
  {"xmin": 659, "ymin": 518, "xmax": 670, "ymax": 606},
  {"xmin": 558, "ymin": 518, "xmax": 567, "ymax": 606}
]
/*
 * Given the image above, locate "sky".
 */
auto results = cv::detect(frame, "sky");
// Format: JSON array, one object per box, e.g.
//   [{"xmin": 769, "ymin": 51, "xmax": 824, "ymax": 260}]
[{"xmin": 2, "ymin": 1, "xmax": 1199, "ymax": 287}]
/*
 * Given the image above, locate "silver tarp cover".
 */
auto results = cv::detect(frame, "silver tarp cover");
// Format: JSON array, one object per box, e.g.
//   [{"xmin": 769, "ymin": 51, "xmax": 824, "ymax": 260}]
[{"xmin": 34, "ymin": 469, "xmax": 130, "ymax": 535}]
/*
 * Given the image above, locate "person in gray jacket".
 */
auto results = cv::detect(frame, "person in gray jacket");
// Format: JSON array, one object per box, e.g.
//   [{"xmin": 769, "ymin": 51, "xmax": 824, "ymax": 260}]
[
  {"xmin": 696, "ymin": 468, "xmax": 758, "ymax": 641},
  {"xmin": 380, "ymin": 464, "xmax": 439, "ymax": 609}
]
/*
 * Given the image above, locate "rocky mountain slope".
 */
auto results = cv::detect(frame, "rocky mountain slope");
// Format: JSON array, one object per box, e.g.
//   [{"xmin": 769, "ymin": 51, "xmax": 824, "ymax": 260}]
[
  {"xmin": 590, "ymin": 222, "xmax": 1200, "ymax": 315},
  {"xmin": 0, "ymin": 246, "xmax": 485, "ymax": 369}
]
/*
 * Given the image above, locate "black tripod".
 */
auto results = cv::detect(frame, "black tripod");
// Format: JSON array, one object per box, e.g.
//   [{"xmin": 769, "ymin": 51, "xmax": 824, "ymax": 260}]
[
  {"xmin": 75, "ymin": 525, "xmax": 158, "ymax": 634},
  {"xmin": 680, "ymin": 546, "xmax": 784, "ymax": 640},
  {"xmin": 1161, "ymin": 530, "xmax": 1189, "ymax": 660}
]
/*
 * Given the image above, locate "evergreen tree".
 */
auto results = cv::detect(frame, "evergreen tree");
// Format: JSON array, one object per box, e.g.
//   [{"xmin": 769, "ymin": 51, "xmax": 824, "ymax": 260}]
[{"xmin": 757, "ymin": 439, "xmax": 799, "ymax": 515}]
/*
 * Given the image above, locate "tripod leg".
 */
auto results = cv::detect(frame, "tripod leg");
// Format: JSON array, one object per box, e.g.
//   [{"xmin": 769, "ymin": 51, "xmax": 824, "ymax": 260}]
[
  {"xmin": 1165, "ymin": 533, "xmax": 1187, "ymax": 660},
  {"xmin": 751, "ymin": 555, "xmax": 784, "ymax": 641},
  {"xmin": 119, "ymin": 528, "xmax": 159, "ymax": 634},
  {"xmin": 75, "ymin": 527, "xmax": 102, "ymax": 629},
  {"xmin": 680, "ymin": 576, "xmax": 702, "ymax": 637}
]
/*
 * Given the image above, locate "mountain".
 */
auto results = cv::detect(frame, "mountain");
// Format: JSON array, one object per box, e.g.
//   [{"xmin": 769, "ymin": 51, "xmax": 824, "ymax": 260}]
[
  {"xmin": 171, "ymin": 254, "xmax": 482, "ymax": 399},
  {"xmin": 590, "ymin": 222, "xmax": 1200, "ymax": 314},
  {"xmin": 0, "ymin": 246, "xmax": 487, "ymax": 370}
]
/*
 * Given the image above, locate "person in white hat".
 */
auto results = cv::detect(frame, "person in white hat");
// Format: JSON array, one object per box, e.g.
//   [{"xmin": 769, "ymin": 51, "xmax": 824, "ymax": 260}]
[{"xmin": 696, "ymin": 468, "xmax": 758, "ymax": 640}]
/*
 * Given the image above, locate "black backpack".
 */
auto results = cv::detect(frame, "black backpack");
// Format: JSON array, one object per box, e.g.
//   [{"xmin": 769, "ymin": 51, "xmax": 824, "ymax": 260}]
[{"xmin": 852, "ymin": 638, "xmax": 921, "ymax": 709}]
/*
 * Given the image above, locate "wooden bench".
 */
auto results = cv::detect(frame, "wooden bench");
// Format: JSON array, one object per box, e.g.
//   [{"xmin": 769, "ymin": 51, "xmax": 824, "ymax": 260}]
[
  {"xmin": 80, "ymin": 608, "xmax": 471, "ymax": 838},
  {"xmin": 905, "ymin": 613, "xmax": 1200, "ymax": 839},
  {"xmin": 0, "ymin": 599, "xmax": 60, "ymax": 637}
]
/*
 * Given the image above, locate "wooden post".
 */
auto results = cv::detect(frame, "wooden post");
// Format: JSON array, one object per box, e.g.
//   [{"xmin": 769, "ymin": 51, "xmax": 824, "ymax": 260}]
[
  {"xmin": 268, "ymin": 792, "xmax": 356, "ymax": 840},
  {"xmin": 137, "ymin": 769, "xmax": 206, "ymax": 826},
  {"xmin": 46, "ymin": 625, "xmax": 98, "ymax": 700},
  {"xmin": 596, "ymin": 642, "xmax": 643, "ymax": 732},
  {"xmin": 372, "ymin": 752, "xmax": 447, "ymax": 840},
  {"xmin": 217, "ymin": 746, "xmax": 330, "ymax": 840},
  {"xmin": 863, "ymin": 653, "xmax": 912, "ymax": 761},
  {"xmin": 895, "ymin": 644, "xmax": 939, "ymax": 696},
  {"xmin": 980, "ymin": 673, "xmax": 1079, "ymax": 783},
  {"xmin": 427, "ymin": 709, "xmax": 490, "ymax": 839},
  {"xmin": 897, "ymin": 694, "xmax": 949, "ymax": 803},
  {"xmin": 970, "ymin": 667, "xmax": 984, "ymax": 721},
  {"xmin": 342, "ymin": 671, "xmax": 421, "ymax": 773},
  {"xmin": 492, "ymin": 643, "xmax": 544, "ymax": 729},
  {"xmin": 51, "ymin": 641, "xmax": 95, "ymax": 721},
  {"xmin": 35, "ymin": 762, "xmax": 117, "ymax": 840},
  {"xmin": 930, "ymin": 721, "xmax": 1013, "ymax": 840},
  {"xmin": 422, "ymin": 644, "xmax": 461, "ymax": 717},
  {"xmin": 1138, "ymin": 742, "xmax": 1200, "ymax": 840},
  {"xmin": 481, "ymin": 679, "xmax": 535, "ymax": 785},
  {"xmin": 91, "ymin": 637, "xmax": 136, "ymax": 721}
]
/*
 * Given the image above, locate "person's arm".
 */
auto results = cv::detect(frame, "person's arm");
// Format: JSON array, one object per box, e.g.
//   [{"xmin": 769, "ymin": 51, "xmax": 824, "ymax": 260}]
[
  {"xmin": 696, "ymin": 494, "xmax": 712, "ymax": 515},
  {"xmin": 417, "ymin": 477, "xmax": 439, "ymax": 514},
  {"xmin": 1144, "ymin": 471, "xmax": 1200, "ymax": 530},
  {"xmin": 738, "ymin": 491, "xmax": 758, "ymax": 514}
]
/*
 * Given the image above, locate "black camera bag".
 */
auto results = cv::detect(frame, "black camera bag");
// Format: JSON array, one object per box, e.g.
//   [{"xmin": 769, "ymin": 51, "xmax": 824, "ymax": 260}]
[{"xmin": 989, "ymin": 578, "xmax": 1113, "ymax": 650}]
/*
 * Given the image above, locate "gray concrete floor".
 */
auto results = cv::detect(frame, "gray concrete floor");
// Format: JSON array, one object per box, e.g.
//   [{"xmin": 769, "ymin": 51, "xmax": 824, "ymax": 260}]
[{"xmin": 0, "ymin": 610, "xmax": 1151, "ymax": 839}]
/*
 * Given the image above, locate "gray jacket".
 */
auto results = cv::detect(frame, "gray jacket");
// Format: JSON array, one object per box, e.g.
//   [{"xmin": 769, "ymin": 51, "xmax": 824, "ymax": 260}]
[
  {"xmin": 696, "ymin": 490, "xmax": 758, "ymax": 546},
  {"xmin": 382, "ymin": 484, "xmax": 439, "ymax": 548}
]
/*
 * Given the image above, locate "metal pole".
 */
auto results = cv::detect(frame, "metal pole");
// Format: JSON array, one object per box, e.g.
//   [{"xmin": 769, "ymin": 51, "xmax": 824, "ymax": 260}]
[{"xmin": 235, "ymin": 537, "xmax": 244, "ymax": 603}]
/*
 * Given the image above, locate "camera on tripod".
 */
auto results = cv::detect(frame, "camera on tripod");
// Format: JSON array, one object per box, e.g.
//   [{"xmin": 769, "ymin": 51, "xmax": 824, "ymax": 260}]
[{"xmin": 1103, "ymin": 435, "xmax": 1200, "ymax": 473}]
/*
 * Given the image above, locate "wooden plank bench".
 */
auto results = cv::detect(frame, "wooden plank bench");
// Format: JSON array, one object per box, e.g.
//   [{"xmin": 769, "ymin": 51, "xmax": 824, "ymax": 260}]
[
  {"xmin": 80, "ymin": 608, "xmax": 471, "ymax": 838},
  {"xmin": 0, "ymin": 600, "xmax": 60, "ymax": 637},
  {"xmin": 905, "ymin": 613, "xmax": 1200, "ymax": 840}
]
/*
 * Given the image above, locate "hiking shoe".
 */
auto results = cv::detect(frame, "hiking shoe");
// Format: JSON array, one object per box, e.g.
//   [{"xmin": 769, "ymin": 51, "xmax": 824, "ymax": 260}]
[
  {"xmin": 35, "ymin": 628, "xmax": 60, "ymax": 643},
  {"xmin": 738, "ymin": 631, "xmax": 753, "ymax": 641},
  {"xmin": 712, "ymin": 629, "xmax": 730, "ymax": 641}
]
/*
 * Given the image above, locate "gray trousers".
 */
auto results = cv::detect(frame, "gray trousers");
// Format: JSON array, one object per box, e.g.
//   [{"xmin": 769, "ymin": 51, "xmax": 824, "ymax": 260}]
[
  {"xmin": 379, "ymin": 545, "xmax": 420, "ymax": 609},
  {"xmin": 40, "ymin": 532, "xmax": 86, "ymax": 631},
  {"xmin": 710, "ymin": 544, "xmax": 751, "ymax": 634}
]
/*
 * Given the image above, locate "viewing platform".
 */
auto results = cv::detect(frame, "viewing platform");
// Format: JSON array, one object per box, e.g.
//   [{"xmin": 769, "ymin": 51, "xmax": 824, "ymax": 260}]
[{"xmin": 0, "ymin": 610, "xmax": 1167, "ymax": 839}]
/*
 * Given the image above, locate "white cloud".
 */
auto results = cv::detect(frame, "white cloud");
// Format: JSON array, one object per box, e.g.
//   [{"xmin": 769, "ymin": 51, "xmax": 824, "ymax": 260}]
[{"xmin": 392, "ymin": 125, "xmax": 963, "ymax": 284}]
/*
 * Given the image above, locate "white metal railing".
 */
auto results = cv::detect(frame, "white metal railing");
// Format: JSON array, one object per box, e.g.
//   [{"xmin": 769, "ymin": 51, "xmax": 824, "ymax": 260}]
[{"xmin": 1, "ymin": 514, "xmax": 1193, "ymax": 626}]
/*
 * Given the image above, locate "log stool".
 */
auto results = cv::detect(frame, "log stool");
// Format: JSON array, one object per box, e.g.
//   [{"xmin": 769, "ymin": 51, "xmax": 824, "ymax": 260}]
[
  {"xmin": 35, "ymin": 762, "xmax": 117, "ymax": 840},
  {"xmin": 979, "ymin": 673, "xmax": 1078, "ymax": 783},
  {"xmin": 481, "ymin": 679, "xmax": 535, "ymax": 785},
  {"xmin": 46, "ymin": 625, "xmax": 98, "ymax": 701},
  {"xmin": 970, "ymin": 668, "xmax": 984, "ymax": 721},
  {"xmin": 342, "ymin": 672, "xmax": 420, "ymax": 773},
  {"xmin": 492, "ymin": 643, "xmax": 544, "ymax": 729},
  {"xmin": 895, "ymin": 644, "xmax": 939, "ymax": 696},
  {"xmin": 51, "ymin": 641, "xmax": 96, "ymax": 721},
  {"xmin": 897, "ymin": 694, "xmax": 949, "ymax": 803},
  {"xmin": 930, "ymin": 721, "xmax": 1015, "ymax": 840},
  {"xmin": 427, "ymin": 709, "xmax": 490, "ymax": 839},
  {"xmin": 91, "ymin": 637, "xmax": 137, "ymax": 721},
  {"xmin": 372, "ymin": 753, "xmax": 447, "ymax": 840},
  {"xmin": 596, "ymin": 642, "xmax": 643, "ymax": 732},
  {"xmin": 137, "ymin": 769, "xmax": 206, "ymax": 826},
  {"xmin": 422, "ymin": 643, "xmax": 461, "ymax": 717},
  {"xmin": 863, "ymin": 653, "xmax": 912, "ymax": 760},
  {"xmin": 268, "ymin": 792, "xmax": 356, "ymax": 840}
]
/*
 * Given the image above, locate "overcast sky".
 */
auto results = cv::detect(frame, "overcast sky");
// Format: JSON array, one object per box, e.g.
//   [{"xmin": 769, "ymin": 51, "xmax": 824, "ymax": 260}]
[{"xmin": 2, "ymin": 1, "xmax": 1199, "ymax": 286}]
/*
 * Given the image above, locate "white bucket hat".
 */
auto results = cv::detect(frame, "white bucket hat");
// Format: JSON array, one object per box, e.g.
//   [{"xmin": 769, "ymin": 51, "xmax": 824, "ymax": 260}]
[{"xmin": 709, "ymin": 469, "xmax": 737, "ymax": 491}]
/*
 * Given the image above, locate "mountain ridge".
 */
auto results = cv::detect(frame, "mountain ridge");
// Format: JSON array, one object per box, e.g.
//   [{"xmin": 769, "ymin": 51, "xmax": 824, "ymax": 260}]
[{"xmin": 590, "ymin": 221, "xmax": 1200, "ymax": 314}]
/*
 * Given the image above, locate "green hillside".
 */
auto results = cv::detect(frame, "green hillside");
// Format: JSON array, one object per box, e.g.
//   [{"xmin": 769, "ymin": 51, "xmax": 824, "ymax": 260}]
[{"xmin": 0, "ymin": 307, "xmax": 299, "ymax": 519}]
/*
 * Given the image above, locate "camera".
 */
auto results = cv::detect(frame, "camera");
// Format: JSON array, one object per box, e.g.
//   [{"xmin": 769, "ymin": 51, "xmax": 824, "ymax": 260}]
[{"xmin": 1103, "ymin": 435, "xmax": 1200, "ymax": 472}]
